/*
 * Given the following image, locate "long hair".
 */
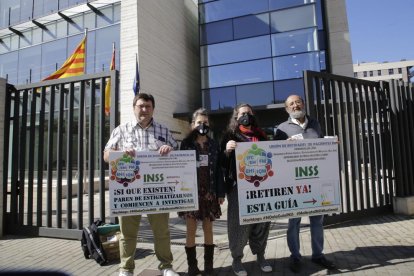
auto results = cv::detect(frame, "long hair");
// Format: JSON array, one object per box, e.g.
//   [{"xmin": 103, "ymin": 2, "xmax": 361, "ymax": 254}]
[{"xmin": 226, "ymin": 103, "xmax": 256, "ymax": 132}]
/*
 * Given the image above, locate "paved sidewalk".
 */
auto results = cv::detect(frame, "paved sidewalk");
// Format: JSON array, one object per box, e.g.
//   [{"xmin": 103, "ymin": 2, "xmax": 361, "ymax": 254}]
[{"xmin": 1, "ymin": 213, "xmax": 413, "ymax": 276}]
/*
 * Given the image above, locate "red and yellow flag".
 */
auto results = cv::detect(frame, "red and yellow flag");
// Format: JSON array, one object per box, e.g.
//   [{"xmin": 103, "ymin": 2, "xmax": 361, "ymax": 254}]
[
  {"xmin": 105, "ymin": 45, "xmax": 116, "ymax": 115},
  {"xmin": 42, "ymin": 37, "xmax": 86, "ymax": 81}
]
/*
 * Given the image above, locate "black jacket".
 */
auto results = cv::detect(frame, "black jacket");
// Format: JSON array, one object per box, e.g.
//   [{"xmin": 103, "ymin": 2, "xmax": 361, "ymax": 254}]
[
  {"xmin": 220, "ymin": 129, "xmax": 267, "ymax": 194},
  {"xmin": 180, "ymin": 136, "xmax": 225, "ymax": 198}
]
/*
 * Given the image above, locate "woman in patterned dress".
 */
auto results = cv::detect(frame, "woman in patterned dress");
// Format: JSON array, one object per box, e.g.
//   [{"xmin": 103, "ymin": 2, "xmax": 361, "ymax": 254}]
[{"xmin": 178, "ymin": 108, "xmax": 225, "ymax": 276}]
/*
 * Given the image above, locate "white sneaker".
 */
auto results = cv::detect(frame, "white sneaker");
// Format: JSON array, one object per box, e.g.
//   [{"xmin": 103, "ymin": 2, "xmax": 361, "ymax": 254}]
[
  {"xmin": 232, "ymin": 260, "xmax": 248, "ymax": 276},
  {"xmin": 259, "ymin": 259, "xmax": 272, "ymax": 272},
  {"xmin": 161, "ymin": 268, "xmax": 179, "ymax": 276},
  {"xmin": 118, "ymin": 271, "xmax": 133, "ymax": 276},
  {"xmin": 257, "ymin": 255, "xmax": 272, "ymax": 272}
]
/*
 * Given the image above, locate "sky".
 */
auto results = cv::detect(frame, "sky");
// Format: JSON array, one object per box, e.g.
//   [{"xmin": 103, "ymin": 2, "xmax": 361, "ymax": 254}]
[{"xmin": 345, "ymin": 0, "xmax": 414, "ymax": 64}]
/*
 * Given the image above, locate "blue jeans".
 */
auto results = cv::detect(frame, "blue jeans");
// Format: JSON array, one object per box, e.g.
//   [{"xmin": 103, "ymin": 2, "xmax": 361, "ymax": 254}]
[{"xmin": 287, "ymin": 215, "xmax": 324, "ymax": 260}]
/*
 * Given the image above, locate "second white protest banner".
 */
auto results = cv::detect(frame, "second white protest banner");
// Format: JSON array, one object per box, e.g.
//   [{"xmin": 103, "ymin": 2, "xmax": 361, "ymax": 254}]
[{"xmin": 235, "ymin": 138, "xmax": 341, "ymax": 225}]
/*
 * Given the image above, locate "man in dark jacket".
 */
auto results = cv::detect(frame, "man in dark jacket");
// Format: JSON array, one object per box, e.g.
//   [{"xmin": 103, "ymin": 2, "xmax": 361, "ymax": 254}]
[{"xmin": 274, "ymin": 95, "xmax": 336, "ymax": 273}]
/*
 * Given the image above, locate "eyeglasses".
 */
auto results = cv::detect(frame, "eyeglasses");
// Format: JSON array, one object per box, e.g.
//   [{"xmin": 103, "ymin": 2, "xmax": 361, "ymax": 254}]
[
  {"xmin": 287, "ymin": 100, "xmax": 303, "ymax": 107},
  {"xmin": 135, "ymin": 104, "xmax": 153, "ymax": 110}
]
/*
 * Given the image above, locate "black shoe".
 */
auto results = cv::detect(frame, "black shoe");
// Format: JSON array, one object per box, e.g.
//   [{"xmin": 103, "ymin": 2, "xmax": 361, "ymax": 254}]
[
  {"xmin": 312, "ymin": 257, "xmax": 336, "ymax": 269},
  {"xmin": 289, "ymin": 258, "xmax": 302, "ymax": 273}
]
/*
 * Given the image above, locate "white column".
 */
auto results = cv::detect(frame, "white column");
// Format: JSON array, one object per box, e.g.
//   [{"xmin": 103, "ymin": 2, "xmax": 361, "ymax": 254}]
[
  {"xmin": 325, "ymin": 0, "xmax": 354, "ymax": 77},
  {"xmin": 120, "ymin": 0, "xmax": 200, "ymax": 139}
]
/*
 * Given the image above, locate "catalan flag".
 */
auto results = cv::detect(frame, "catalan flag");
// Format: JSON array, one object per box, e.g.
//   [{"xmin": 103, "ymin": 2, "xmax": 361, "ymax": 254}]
[
  {"xmin": 42, "ymin": 36, "xmax": 86, "ymax": 81},
  {"xmin": 104, "ymin": 44, "xmax": 115, "ymax": 115}
]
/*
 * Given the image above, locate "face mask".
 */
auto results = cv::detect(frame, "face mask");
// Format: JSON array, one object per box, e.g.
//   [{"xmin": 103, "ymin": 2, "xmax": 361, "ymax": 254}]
[
  {"xmin": 237, "ymin": 113, "xmax": 255, "ymax": 127},
  {"xmin": 195, "ymin": 123, "xmax": 209, "ymax": 136}
]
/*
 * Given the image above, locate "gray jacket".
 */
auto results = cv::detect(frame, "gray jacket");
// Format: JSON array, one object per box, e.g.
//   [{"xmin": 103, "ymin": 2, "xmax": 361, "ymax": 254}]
[{"xmin": 274, "ymin": 116, "xmax": 323, "ymax": 140}]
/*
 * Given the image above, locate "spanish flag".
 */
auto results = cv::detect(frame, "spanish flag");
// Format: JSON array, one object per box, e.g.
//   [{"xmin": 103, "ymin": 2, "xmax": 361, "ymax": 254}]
[
  {"xmin": 104, "ymin": 44, "xmax": 115, "ymax": 115},
  {"xmin": 42, "ymin": 36, "xmax": 86, "ymax": 81}
]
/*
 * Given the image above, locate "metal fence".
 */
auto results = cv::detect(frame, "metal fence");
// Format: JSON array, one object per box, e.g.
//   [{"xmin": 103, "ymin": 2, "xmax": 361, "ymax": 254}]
[
  {"xmin": 3, "ymin": 69, "xmax": 413, "ymax": 238},
  {"xmin": 3, "ymin": 71, "xmax": 119, "ymax": 239},
  {"xmin": 386, "ymin": 79, "xmax": 414, "ymax": 197},
  {"xmin": 304, "ymin": 70, "xmax": 413, "ymax": 223}
]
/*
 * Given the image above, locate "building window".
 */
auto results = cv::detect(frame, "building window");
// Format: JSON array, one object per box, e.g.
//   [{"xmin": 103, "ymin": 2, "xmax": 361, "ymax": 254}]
[
  {"xmin": 200, "ymin": 20, "xmax": 233, "ymax": 45},
  {"xmin": 274, "ymin": 78, "xmax": 304, "ymax": 104},
  {"xmin": 270, "ymin": 5, "xmax": 316, "ymax": 33},
  {"xmin": 363, "ymin": 71, "xmax": 367, "ymax": 77},
  {"xmin": 0, "ymin": 51, "xmax": 18, "ymax": 84},
  {"xmin": 234, "ymin": 13, "xmax": 270, "ymax": 40},
  {"xmin": 389, "ymin": 68, "xmax": 394, "ymax": 75},
  {"xmin": 377, "ymin": 70, "xmax": 381, "ymax": 76},
  {"xmin": 271, "ymin": 27, "xmax": 318, "ymax": 57},
  {"xmin": 236, "ymin": 82, "xmax": 274, "ymax": 106},
  {"xmin": 201, "ymin": 58, "xmax": 273, "ymax": 89},
  {"xmin": 41, "ymin": 39, "xmax": 68, "ymax": 79},
  {"xmin": 202, "ymin": 86, "xmax": 236, "ymax": 110},
  {"xmin": 201, "ymin": 35, "xmax": 272, "ymax": 67},
  {"xmin": 273, "ymin": 52, "xmax": 320, "ymax": 80},
  {"xmin": 354, "ymin": 72, "xmax": 357, "ymax": 78},
  {"xmin": 199, "ymin": 0, "xmax": 268, "ymax": 24},
  {"xmin": 18, "ymin": 45, "xmax": 42, "ymax": 83},
  {"xmin": 199, "ymin": 0, "xmax": 326, "ymax": 111},
  {"xmin": 369, "ymin": 71, "xmax": 373, "ymax": 77},
  {"xmin": 398, "ymin": 68, "xmax": 402, "ymax": 74}
]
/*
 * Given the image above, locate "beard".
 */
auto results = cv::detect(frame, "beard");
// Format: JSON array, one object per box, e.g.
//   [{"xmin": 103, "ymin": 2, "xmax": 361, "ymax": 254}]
[{"xmin": 289, "ymin": 109, "xmax": 306, "ymax": 120}]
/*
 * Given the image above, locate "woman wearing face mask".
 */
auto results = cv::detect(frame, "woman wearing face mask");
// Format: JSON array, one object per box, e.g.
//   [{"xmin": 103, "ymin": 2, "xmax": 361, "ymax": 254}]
[
  {"xmin": 178, "ymin": 108, "xmax": 225, "ymax": 276},
  {"xmin": 221, "ymin": 103, "xmax": 272, "ymax": 276}
]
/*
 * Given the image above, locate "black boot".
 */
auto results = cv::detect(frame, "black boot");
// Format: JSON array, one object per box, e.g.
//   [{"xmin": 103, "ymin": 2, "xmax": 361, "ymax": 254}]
[
  {"xmin": 185, "ymin": 246, "xmax": 201, "ymax": 276},
  {"xmin": 204, "ymin": 244, "xmax": 215, "ymax": 276}
]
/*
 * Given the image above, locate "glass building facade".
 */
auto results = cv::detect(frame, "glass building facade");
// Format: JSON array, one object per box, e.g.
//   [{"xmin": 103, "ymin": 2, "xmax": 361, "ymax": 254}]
[
  {"xmin": 0, "ymin": 0, "xmax": 121, "ymax": 171},
  {"xmin": 0, "ymin": 0, "xmax": 120, "ymax": 85},
  {"xmin": 199, "ymin": 0, "xmax": 327, "ymax": 111}
]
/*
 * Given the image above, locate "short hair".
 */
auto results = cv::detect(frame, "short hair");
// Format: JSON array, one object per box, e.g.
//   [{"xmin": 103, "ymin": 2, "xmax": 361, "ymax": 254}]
[
  {"xmin": 191, "ymin": 108, "xmax": 209, "ymax": 123},
  {"xmin": 133, "ymin": 93, "xmax": 155, "ymax": 108},
  {"xmin": 284, "ymin": 95, "xmax": 304, "ymax": 107}
]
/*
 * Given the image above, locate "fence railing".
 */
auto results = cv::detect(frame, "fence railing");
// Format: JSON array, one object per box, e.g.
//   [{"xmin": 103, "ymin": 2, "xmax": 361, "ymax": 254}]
[
  {"xmin": 303, "ymin": 71, "xmax": 399, "ymax": 221},
  {"xmin": 386, "ymin": 80, "xmax": 414, "ymax": 197},
  {"xmin": 3, "ymin": 71, "xmax": 119, "ymax": 239}
]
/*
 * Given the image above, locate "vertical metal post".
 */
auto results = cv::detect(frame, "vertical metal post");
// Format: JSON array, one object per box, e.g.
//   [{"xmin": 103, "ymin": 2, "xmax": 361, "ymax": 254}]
[
  {"xmin": 88, "ymin": 79, "xmax": 96, "ymax": 224},
  {"xmin": 77, "ymin": 81, "xmax": 85, "ymax": 229},
  {"xmin": 36, "ymin": 87, "xmax": 46, "ymax": 226},
  {"xmin": 27, "ymin": 89, "xmax": 38, "ymax": 225},
  {"xmin": 18, "ymin": 90, "xmax": 28, "ymax": 225},
  {"xmin": 66, "ymin": 82, "xmax": 75, "ymax": 229},
  {"xmin": 56, "ymin": 83, "xmax": 65, "ymax": 228},
  {"xmin": 46, "ymin": 86, "xmax": 55, "ymax": 227},
  {"xmin": 100, "ymin": 77, "xmax": 106, "ymax": 220}
]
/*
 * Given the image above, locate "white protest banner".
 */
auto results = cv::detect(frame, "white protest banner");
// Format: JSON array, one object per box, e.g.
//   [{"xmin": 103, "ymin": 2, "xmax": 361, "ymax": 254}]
[
  {"xmin": 108, "ymin": 150, "xmax": 198, "ymax": 216},
  {"xmin": 235, "ymin": 138, "xmax": 341, "ymax": 225}
]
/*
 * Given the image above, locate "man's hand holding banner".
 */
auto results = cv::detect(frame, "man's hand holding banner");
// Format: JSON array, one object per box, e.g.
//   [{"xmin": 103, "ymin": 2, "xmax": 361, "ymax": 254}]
[
  {"xmin": 235, "ymin": 138, "xmax": 342, "ymax": 225},
  {"xmin": 108, "ymin": 150, "xmax": 198, "ymax": 216}
]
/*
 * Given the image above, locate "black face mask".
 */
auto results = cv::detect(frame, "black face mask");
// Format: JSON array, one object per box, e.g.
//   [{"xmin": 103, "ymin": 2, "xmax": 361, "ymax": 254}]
[
  {"xmin": 195, "ymin": 123, "xmax": 209, "ymax": 136},
  {"xmin": 237, "ymin": 113, "xmax": 255, "ymax": 127}
]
